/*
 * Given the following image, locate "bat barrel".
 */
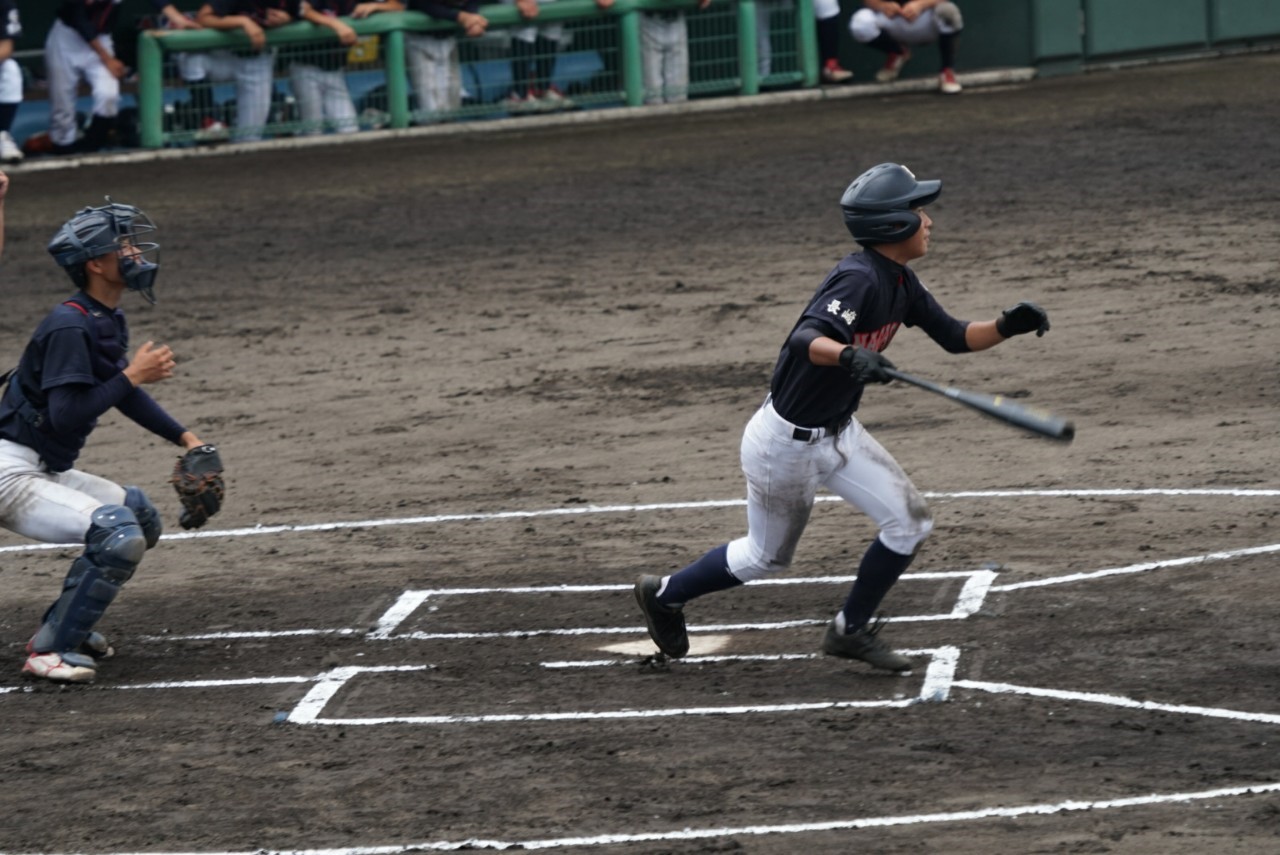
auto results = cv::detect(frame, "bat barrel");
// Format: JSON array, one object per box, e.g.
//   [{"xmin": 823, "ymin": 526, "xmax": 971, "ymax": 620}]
[{"xmin": 884, "ymin": 368, "xmax": 1074, "ymax": 442}]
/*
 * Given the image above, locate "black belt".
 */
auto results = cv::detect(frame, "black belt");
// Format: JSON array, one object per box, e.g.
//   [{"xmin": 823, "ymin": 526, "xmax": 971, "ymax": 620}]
[{"xmin": 792, "ymin": 418, "xmax": 850, "ymax": 442}]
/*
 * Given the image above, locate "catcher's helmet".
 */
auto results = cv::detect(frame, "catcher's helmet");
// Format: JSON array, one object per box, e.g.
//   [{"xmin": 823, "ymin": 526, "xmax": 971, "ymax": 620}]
[
  {"xmin": 48, "ymin": 199, "xmax": 160, "ymax": 303},
  {"xmin": 840, "ymin": 163, "xmax": 941, "ymax": 245}
]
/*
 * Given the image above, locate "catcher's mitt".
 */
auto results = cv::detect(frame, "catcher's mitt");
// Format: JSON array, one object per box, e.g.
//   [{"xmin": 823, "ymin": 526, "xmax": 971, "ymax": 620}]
[{"xmin": 171, "ymin": 444, "xmax": 224, "ymax": 530}]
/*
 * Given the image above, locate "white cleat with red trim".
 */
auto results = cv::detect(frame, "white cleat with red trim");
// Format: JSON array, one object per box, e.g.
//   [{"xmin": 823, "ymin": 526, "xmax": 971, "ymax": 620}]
[{"xmin": 22, "ymin": 652, "xmax": 97, "ymax": 683}]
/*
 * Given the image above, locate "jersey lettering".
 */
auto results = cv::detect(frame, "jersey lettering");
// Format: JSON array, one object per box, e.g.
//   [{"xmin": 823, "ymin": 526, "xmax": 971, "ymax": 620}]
[{"xmin": 853, "ymin": 323, "xmax": 900, "ymax": 353}]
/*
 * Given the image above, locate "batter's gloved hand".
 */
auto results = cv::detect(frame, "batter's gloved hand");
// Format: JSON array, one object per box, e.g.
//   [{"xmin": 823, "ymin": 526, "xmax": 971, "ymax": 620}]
[
  {"xmin": 996, "ymin": 301, "xmax": 1050, "ymax": 338},
  {"xmin": 171, "ymin": 444, "xmax": 224, "ymax": 530},
  {"xmin": 839, "ymin": 346, "xmax": 896, "ymax": 384}
]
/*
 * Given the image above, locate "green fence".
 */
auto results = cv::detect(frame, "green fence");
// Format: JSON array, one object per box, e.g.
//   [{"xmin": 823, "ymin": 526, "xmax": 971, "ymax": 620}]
[
  {"xmin": 948, "ymin": 0, "xmax": 1280, "ymax": 78},
  {"xmin": 135, "ymin": 0, "xmax": 817, "ymax": 149}
]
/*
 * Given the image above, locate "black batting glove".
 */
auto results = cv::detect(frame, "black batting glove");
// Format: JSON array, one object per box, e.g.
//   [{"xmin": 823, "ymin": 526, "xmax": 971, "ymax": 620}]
[
  {"xmin": 996, "ymin": 301, "xmax": 1050, "ymax": 338},
  {"xmin": 839, "ymin": 346, "xmax": 896, "ymax": 384}
]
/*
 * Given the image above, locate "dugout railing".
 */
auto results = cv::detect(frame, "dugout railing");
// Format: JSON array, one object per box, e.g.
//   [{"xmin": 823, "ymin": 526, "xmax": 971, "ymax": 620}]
[{"xmin": 135, "ymin": 0, "xmax": 817, "ymax": 148}]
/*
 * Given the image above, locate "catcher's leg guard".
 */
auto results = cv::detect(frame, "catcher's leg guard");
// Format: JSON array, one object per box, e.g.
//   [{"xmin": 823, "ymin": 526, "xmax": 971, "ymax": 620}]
[
  {"xmin": 28, "ymin": 505, "xmax": 146, "ymax": 656},
  {"xmin": 124, "ymin": 485, "xmax": 162, "ymax": 548}
]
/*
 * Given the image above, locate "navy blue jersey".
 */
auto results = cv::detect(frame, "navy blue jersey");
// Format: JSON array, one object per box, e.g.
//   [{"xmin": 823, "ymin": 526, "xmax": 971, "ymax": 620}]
[
  {"xmin": 0, "ymin": 0, "xmax": 21, "ymax": 43},
  {"xmin": 56, "ymin": 0, "xmax": 121, "ymax": 41},
  {"xmin": 0, "ymin": 293, "xmax": 185, "ymax": 472},
  {"xmin": 206, "ymin": 0, "xmax": 299, "ymax": 23},
  {"xmin": 769, "ymin": 249, "xmax": 970, "ymax": 429},
  {"xmin": 149, "ymin": 0, "xmax": 204, "ymax": 17},
  {"xmin": 305, "ymin": 0, "xmax": 371, "ymax": 14},
  {"xmin": 409, "ymin": 0, "xmax": 481, "ymax": 21}
]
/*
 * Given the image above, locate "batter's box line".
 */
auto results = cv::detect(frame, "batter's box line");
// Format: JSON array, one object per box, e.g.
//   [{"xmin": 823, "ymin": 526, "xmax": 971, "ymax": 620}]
[
  {"xmin": 284, "ymin": 649, "xmax": 961, "ymax": 726},
  {"xmin": 368, "ymin": 571, "xmax": 995, "ymax": 640},
  {"xmin": 131, "ymin": 538, "xmax": 1280, "ymax": 644},
  {"xmin": 139, "ymin": 571, "xmax": 995, "ymax": 643},
  {"xmin": 951, "ymin": 679, "xmax": 1280, "ymax": 726}
]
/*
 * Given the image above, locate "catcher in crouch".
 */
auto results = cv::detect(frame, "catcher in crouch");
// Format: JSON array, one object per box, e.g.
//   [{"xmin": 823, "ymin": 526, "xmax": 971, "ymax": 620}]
[{"xmin": 0, "ymin": 191, "xmax": 224, "ymax": 684}]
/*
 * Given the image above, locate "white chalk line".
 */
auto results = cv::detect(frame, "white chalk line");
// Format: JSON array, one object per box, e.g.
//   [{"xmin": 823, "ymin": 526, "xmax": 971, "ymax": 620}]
[
  {"xmin": 954, "ymin": 679, "xmax": 1280, "ymax": 725},
  {"xmin": 143, "ymin": 570, "xmax": 997, "ymax": 643},
  {"xmin": 8, "ymin": 780, "xmax": 1277, "ymax": 855},
  {"xmin": 283, "ymin": 654, "xmax": 959, "ymax": 726},
  {"xmin": 992, "ymin": 542, "xmax": 1280, "ymax": 591},
  {"xmin": 7, "ymin": 650, "xmax": 1274, "ymax": 730},
  {"xmin": 2, "ymin": 489, "xmax": 1275, "ymax": 849},
  {"xmin": 1, "ymin": 487, "xmax": 1274, "ymax": 554}
]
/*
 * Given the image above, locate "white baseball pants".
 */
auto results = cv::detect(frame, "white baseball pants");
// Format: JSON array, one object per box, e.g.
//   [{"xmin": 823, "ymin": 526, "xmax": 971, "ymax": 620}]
[
  {"xmin": 289, "ymin": 63, "xmax": 358, "ymax": 134},
  {"xmin": 0, "ymin": 440, "xmax": 125, "ymax": 546},
  {"xmin": 202, "ymin": 49, "xmax": 275, "ymax": 140},
  {"xmin": 813, "ymin": 0, "xmax": 839, "ymax": 19},
  {"xmin": 406, "ymin": 34, "xmax": 462, "ymax": 115},
  {"xmin": 724, "ymin": 401, "xmax": 933, "ymax": 582},
  {"xmin": 755, "ymin": 0, "xmax": 793, "ymax": 77},
  {"xmin": 0, "ymin": 57, "xmax": 22, "ymax": 104},
  {"xmin": 639, "ymin": 13, "xmax": 690, "ymax": 105},
  {"xmin": 850, "ymin": 6, "xmax": 961, "ymax": 46},
  {"xmin": 45, "ymin": 19, "xmax": 120, "ymax": 147}
]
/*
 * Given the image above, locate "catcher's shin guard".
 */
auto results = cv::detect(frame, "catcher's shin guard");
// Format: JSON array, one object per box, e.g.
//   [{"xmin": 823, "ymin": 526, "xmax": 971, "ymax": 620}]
[
  {"xmin": 29, "ymin": 505, "xmax": 146, "ymax": 655},
  {"xmin": 124, "ymin": 485, "xmax": 162, "ymax": 548}
]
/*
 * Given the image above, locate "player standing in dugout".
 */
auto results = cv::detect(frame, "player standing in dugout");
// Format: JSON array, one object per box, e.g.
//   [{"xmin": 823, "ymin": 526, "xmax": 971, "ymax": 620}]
[{"xmin": 635, "ymin": 162, "xmax": 1051, "ymax": 672}]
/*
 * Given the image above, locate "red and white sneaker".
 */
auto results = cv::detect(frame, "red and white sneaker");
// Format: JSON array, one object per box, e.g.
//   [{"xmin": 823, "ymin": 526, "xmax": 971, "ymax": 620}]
[
  {"xmin": 505, "ymin": 91, "xmax": 541, "ymax": 114},
  {"xmin": 939, "ymin": 68, "xmax": 962, "ymax": 94},
  {"xmin": 875, "ymin": 49, "xmax": 911, "ymax": 83},
  {"xmin": 22, "ymin": 652, "xmax": 97, "ymax": 684},
  {"xmin": 194, "ymin": 117, "xmax": 230, "ymax": 143},
  {"xmin": 540, "ymin": 86, "xmax": 575, "ymax": 111},
  {"xmin": 821, "ymin": 58, "xmax": 853, "ymax": 84}
]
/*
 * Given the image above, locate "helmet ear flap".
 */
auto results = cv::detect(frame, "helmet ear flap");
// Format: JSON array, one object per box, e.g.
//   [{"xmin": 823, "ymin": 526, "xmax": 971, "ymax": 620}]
[
  {"xmin": 841, "ymin": 208, "xmax": 923, "ymax": 245},
  {"xmin": 839, "ymin": 163, "xmax": 939, "ymax": 245}
]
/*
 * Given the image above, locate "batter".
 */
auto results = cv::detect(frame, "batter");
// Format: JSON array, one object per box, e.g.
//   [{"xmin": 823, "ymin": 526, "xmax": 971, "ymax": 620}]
[{"xmin": 635, "ymin": 162, "xmax": 1050, "ymax": 671}]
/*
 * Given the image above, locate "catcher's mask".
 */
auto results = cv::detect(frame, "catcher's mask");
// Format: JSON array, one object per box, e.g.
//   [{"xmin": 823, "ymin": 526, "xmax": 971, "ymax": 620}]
[
  {"xmin": 840, "ymin": 163, "xmax": 941, "ymax": 246},
  {"xmin": 48, "ymin": 199, "xmax": 161, "ymax": 303}
]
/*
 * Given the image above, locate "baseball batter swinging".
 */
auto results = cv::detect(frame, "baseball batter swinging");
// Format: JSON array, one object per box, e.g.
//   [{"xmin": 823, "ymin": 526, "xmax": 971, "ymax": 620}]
[
  {"xmin": 0, "ymin": 193, "xmax": 224, "ymax": 683},
  {"xmin": 635, "ymin": 162, "xmax": 1051, "ymax": 671}
]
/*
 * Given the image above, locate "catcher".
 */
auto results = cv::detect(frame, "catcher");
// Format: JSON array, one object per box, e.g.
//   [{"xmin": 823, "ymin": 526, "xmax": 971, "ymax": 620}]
[{"xmin": 0, "ymin": 191, "xmax": 224, "ymax": 684}]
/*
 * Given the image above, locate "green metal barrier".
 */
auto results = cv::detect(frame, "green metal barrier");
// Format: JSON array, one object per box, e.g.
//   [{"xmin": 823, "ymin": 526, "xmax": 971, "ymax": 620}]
[{"xmin": 136, "ymin": 0, "xmax": 819, "ymax": 149}]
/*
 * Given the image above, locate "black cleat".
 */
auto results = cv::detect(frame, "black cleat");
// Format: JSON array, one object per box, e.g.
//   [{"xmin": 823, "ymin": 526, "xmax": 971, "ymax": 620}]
[
  {"xmin": 634, "ymin": 575, "xmax": 689, "ymax": 659},
  {"xmin": 822, "ymin": 617, "xmax": 913, "ymax": 672}
]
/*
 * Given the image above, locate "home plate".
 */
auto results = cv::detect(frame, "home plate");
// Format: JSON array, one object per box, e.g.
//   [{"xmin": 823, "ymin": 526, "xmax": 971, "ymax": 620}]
[{"xmin": 601, "ymin": 635, "xmax": 734, "ymax": 657}]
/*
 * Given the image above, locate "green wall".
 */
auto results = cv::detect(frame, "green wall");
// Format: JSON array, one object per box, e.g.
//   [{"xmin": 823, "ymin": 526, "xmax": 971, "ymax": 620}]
[{"xmin": 834, "ymin": 0, "xmax": 1279, "ymax": 81}]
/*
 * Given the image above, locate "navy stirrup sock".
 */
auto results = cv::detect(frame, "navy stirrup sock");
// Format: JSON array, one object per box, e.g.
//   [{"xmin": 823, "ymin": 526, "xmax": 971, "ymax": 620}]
[
  {"xmin": 817, "ymin": 16, "xmax": 840, "ymax": 62},
  {"xmin": 840, "ymin": 538, "xmax": 916, "ymax": 631},
  {"xmin": 869, "ymin": 33, "xmax": 903, "ymax": 55},
  {"xmin": 658, "ymin": 544, "xmax": 741, "ymax": 607}
]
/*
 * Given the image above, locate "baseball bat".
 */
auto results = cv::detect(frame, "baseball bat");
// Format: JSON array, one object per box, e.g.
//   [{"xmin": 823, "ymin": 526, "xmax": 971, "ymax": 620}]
[{"xmin": 884, "ymin": 368, "xmax": 1075, "ymax": 442}]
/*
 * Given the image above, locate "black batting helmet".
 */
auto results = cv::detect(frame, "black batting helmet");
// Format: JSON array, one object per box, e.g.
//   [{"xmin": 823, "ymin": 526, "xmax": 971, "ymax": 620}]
[{"xmin": 840, "ymin": 163, "xmax": 941, "ymax": 245}]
